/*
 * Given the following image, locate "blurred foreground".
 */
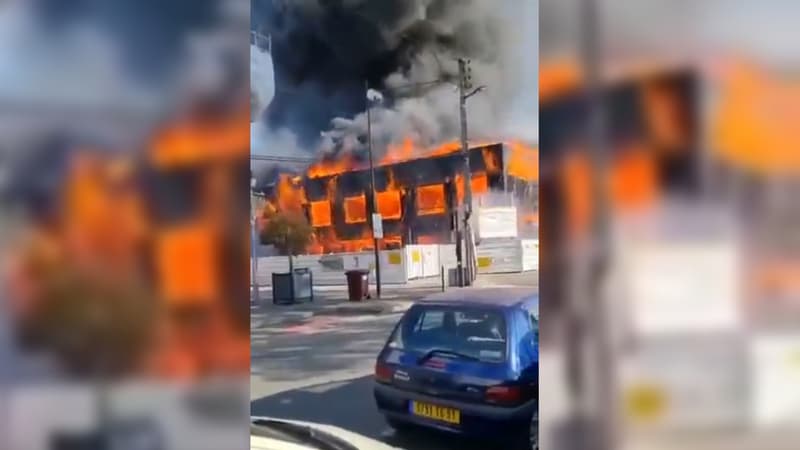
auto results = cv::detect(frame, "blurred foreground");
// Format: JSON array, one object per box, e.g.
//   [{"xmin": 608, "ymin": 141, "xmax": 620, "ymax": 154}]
[
  {"xmin": 540, "ymin": 1, "xmax": 800, "ymax": 449},
  {"xmin": 0, "ymin": 1, "xmax": 249, "ymax": 449}
]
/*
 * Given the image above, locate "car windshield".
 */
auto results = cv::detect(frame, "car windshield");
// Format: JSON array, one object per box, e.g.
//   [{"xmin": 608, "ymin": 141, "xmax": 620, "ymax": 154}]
[{"xmin": 388, "ymin": 305, "xmax": 507, "ymax": 362}]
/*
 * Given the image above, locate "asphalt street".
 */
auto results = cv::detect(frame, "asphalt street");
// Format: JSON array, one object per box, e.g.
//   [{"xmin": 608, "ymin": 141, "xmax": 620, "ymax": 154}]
[
  {"xmin": 251, "ymin": 375, "xmax": 500, "ymax": 450},
  {"xmin": 250, "ymin": 311, "xmax": 499, "ymax": 449},
  {"xmin": 250, "ymin": 272, "xmax": 538, "ymax": 449}
]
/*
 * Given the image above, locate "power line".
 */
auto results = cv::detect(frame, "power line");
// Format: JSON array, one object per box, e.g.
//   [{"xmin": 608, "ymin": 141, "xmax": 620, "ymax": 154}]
[{"xmin": 250, "ymin": 154, "xmax": 314, "ymax": 163}]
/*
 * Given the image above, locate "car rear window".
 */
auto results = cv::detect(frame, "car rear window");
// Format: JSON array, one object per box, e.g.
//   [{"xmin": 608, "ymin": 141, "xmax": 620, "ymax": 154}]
[{"xmin": 388, "ymin": 305, "xmax": 507, "ymax": 362}]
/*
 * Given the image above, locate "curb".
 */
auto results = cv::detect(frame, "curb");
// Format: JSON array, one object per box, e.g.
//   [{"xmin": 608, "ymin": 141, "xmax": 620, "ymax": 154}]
[
  {"xmin": 255, "ymin": 310, "xmax": 314, "ymax": 327},
  {"xmin": 254, "ymin": 301, "xmax": 412, "ymax": 326},
  {"xmin": 314, "ymin": 301, "xmax": 411, "ymax": 316}
]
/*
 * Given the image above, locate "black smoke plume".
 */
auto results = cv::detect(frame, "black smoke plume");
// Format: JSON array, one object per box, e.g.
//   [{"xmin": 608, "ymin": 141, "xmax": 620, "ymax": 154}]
[{"xmin": 253, "ymin": 0, "xmax": 538, "ymax": 157}]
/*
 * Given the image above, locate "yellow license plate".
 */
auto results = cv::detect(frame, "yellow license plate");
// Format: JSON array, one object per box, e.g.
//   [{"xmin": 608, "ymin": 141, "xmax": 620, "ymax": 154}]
[{"xmin": 410, "ymin": 401, "xmax": 461, "ymax": 424}]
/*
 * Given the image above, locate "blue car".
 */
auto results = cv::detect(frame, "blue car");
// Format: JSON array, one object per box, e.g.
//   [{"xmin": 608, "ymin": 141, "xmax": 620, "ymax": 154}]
[{"xmin": 373, "ymin": 288, "xmax": 538, "ymax": 446}]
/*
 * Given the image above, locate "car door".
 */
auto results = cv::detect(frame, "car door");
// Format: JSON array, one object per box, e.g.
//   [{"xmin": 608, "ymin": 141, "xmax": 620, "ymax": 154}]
[{"xmin": 516, "ymin": 305, "xmax": 539, "ymax": 400}]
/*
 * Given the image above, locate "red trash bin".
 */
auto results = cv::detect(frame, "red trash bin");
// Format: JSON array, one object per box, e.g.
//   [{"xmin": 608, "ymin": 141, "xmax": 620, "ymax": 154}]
[{"xmin": 345, "ymin": 269, "xmax": 370, "ymax": 301}]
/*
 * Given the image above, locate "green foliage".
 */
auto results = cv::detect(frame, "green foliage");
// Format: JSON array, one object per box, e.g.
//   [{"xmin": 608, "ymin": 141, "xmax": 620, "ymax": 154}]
[
  {"xmin": 32, "ymin": 268, "xmax": 156, "ymax": 378},
  {"xmin": 259, "ymin": 210, "xmax": 313, "ymax": 256}
]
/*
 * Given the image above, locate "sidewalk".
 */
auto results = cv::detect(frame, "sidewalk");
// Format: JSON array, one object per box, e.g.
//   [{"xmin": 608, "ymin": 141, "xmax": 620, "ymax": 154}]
[
  {"xmin": 250, "ymin": 271, "xmax": 538, "ymax": 328},
  {"xmin": 250, "ymin": 285, "xmax": 438, "ymax": 327}
]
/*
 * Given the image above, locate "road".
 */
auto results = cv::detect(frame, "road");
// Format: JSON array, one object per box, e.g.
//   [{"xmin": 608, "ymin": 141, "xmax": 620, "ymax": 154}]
[
  {"xmin": 250, "ymin": 313, "xmax": 491, "ymax": 449},
  {"xmin": 250, "ymin": 272, "xmax": 537, "ymax": 449}
]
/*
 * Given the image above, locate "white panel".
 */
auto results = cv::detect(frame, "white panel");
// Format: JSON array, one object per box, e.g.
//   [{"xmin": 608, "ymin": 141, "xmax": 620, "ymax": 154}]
[
  {"xmin": 404, "ymin": 246, "xmax": 415, "ymax": 278},
  {"xmin": 521, "ymin": 239, "xmax": 539, "ymax": 271},
  {"xmin": 438, "ymin": 244, "xmax": 457, "ymax": 270},
  {"xmin": 476, "ymin": 239, "xmax": 523, "ymax": 274},
  {"xmin": 625, "ymin": 240, "xmax": 741, "ymax": 336},
  {"xmin": 405, "ymin": 245, "xmax": 423, "ymax": 279},
  {"xmin": 8, "ymin": 385, "xmax": 95, "ymax": 450},
  {"xmin": 748, "ymin": 333, "xmax": 800, "ymax": 428},
  {"xmin": 420, "ymin": 245, "xmax": 440, "ymax": 277},
  {"xmin": 477, "ymin": 207, "xmax": 519, "ymax": 239},
  {"xmin": 620, "ymin": 334, "xmax": 747, "ymax": 431},
  {"xmin": 379, "ymin": 249, "xmax": 408, "ymax": 284}
]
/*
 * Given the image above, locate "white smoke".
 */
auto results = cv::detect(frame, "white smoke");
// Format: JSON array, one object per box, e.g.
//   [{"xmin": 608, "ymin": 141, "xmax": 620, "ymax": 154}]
[
  {"xmin": 249, "ymin": 40, "xmax": 307, "ymax": 163},
  {"xmin": 250, "ymin": 40, "xmax": 274, "ymax": 121}
]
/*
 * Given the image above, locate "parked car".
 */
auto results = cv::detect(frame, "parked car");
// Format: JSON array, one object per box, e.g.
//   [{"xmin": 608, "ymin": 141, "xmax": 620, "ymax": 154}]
[
  {"xmin": 251, "ymin": 417, "xmax": 398, "ymax": 450},
  {"xmin": 373, "ymin": 288, "xmax": 539, "ymax": 448}
]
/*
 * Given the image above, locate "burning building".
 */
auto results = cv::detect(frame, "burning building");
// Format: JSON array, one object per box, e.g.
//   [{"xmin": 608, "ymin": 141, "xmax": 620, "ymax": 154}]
[
  {"xmin": 253, "ymin": 1, "xmax": 539, "ymax": 258},
  {"xmin": 260, "ymin": 140, "xmax": 538, "ymax": 255}
]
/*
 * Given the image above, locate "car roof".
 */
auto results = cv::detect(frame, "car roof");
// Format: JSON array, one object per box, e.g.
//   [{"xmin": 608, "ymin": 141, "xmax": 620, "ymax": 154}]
[{"xmin": 416, "ymin": 287, "xmax": 538, "ymax": 308}]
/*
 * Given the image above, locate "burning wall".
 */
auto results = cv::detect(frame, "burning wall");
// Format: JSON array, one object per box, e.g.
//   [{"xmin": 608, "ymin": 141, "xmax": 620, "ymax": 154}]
[{"xmin": 261, "ymin": 141, "xmax": 538, "ymax": 254}]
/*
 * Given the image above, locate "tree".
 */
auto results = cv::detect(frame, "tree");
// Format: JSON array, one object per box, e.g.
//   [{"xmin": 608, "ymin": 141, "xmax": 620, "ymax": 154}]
[
  {"xmin": 33, "ymin": 268, "xmax": 155, "ymax": 377},
  {"xmin": 22, "ymin": 263, "xmax": 156, "ymax": 438},
  {"xmin": 259, "ymin": 210, "xmax": 313, "ymax": 271}
]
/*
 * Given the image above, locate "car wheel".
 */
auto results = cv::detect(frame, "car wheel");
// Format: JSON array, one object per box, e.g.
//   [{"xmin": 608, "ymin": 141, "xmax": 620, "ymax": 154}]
[{"xmin": 529, "ymin": 410, "xmax": 539, "ymax": 450}]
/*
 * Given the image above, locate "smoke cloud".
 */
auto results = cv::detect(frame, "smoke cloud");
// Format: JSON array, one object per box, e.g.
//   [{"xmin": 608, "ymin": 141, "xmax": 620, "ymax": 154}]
[{"xmin": 253, "ymin": 0, "xmax": 538, "ymax": 159}]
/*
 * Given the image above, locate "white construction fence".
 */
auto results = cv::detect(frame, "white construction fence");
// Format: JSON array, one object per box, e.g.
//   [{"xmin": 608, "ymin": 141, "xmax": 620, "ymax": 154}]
[{"xmin": 254, "ymin": 239, "xmax": 539, "ymax": 286}]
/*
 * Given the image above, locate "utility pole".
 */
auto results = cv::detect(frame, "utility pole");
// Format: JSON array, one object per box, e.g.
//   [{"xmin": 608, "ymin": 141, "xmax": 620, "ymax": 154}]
[
  {"xmin": 366, "ymin": 80, "xmax": 382, "ymax": 298},
  {"xmin": 457, "ymin": 58, "xmax": 485, "ymax": 287},
  {"xmin": 566, "ymin": 1, "xmax": 616, "ymax": 450},
  {"xmin": 458, "ymin": 58, "xmax": 473, "ymax": 287}
]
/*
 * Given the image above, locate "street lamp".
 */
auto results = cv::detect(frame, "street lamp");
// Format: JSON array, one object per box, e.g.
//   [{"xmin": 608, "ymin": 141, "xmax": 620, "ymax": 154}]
[
  {"xmin": 366, "ymin": 81, "xmax": 383, "ymax": 299},
  {"xmin": 250, "ymin": 177, "xmax": 260, "ymax": 303},
  {"xmin": 361, "ymin": 73, "xmax": 483, "ymax": 290}
]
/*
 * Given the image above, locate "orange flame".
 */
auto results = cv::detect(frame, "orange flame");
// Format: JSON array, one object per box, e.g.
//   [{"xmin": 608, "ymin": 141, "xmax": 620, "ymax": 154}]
[
  {"xmin": 309, "ymin": 200, "xmax": 332, "ymax": 227},
  {"xmin": 523, "ymin": 212, "xmax": 539, "ymax": 226},
  {"xmin": 455, "ymin": 172, "xmax": 489, "ymax": 205},
  {"xmin": 417, "ymin": 184, "xmax": 446, "ymax": 216},
  {"xmin": 308, "ymin": 152, "xmax": 358, "ymax": 178},
  {"xmin": 306, "ymin": 227, "xmax": 402, "ymax": 254},
  {"xmin": 609, "ymin": 145, "xmax": 658, "ymax": 210},
  {"xmin": 381, "ymin": 137, "xmax": 416, "ymax": 164},
  {"xmin": 508, "ymin": 142, "xmax": 539, "ymax": 182},
  {"xmin": 344, "ymin": 195, "xmax": 367, "ymax": 224},
  {"xmin": 641, "ymin": 80, "xmax": 688, "ymax": 152},
  {"xmin": 375, "ymin": 168, "xmax": 403, "ymax": 220},
  {"xmin": 713, "ymin": 61, "xmax": 800, "ymax": 174},
  {"xmin": 376, "ymin": 190, "xmax": 402, "ymax": 219},
  {"xmin": 482, "ymin": 147, "xmax": 502, "ymax": 173},
  {"xmin": 150, "ymin": 105, "xmax": 249, "ymax": 168},
  {"xmin": 416, "ymin": 235, "xmax": 444, "ymax": 245},
  {"xmin": 311, "ymin": 139, "xmax": 490, "ymax": 180},
  {"xmin": 276, "ymin": 174, "xmax": 307, "ymax": 214},
  {"xmin": 540, "ymin": 59, "xmax": 582, "ymax": 103},
  {"xmin": 560, "ymin": 151, "xmax": 593, "ymax": 237}
]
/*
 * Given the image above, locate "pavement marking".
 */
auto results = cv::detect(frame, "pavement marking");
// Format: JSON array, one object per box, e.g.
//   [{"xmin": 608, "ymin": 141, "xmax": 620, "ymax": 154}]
[{"xmin": 301, "ymin": 381, "xmax": 351, "ymax": 393}]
